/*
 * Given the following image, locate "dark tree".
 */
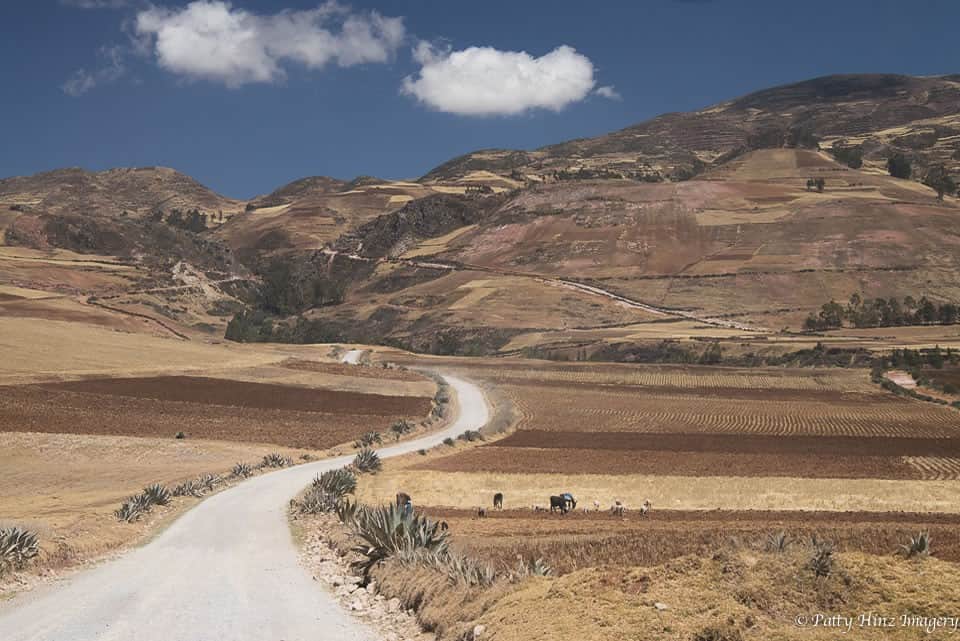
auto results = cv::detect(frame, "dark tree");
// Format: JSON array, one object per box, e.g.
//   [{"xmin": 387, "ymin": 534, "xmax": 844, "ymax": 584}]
[
  {"xmin": 922, "ymin": 164, "xmax": 957, "ymax": 200},
  {"xmin": 887, "ymin": 154, "xmax": 912, "ymax": 179}
]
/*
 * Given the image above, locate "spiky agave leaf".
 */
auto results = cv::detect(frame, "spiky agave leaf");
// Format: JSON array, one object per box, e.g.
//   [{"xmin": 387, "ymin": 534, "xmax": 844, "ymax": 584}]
[
  {"xmin": 298, "ymin": 487, "xmax": 339, "ymax": 514},
  {"xmin": 114, "ymin": 493, "xmax": 152, "ymax": 522},
  {"xmin": 352, "ymin": 448, "xmax": 381, "ymax": 474},
  {"xmin": 349, "ymin": 503, "xmax": 448, "ymax": 576},
  {"xmin": 0, "ymin": 527, "xmax": 40, "ymax": 572},
  {"xmin": 142, "ymin": 484, "xmax": 171, "ymax": 507},
  {"xmin": 172, "ymin": 479, "xmax": 204, "ymax": 498},
  {"xmin": 808, "ymin": 535, "xmax": 834, "ymax": 578},
  {"xmin": 766, "ymin": 530, "xmax": 790, "ymax": 553},
  {"xmin": 313, "ymin": 468, "xmax": 357, "ymax": 498},
  {"xmin": 898, "ymin": 531, "xmax": 932, "ymax": 558},
  {"xmin": 261, "ymin": 453, "xmax": 292, "ymax": 468},
  {"xmin": 232, "ymin": 462, "xmax": 253, "ymax": 478},
  {"xmin": 352, "ymin": 432, "xmax": 382, "ymax": 449}
]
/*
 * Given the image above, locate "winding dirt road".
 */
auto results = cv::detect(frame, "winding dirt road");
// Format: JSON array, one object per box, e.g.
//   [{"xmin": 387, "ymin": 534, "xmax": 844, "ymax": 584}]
[{"xmin": 0, "ymin": 374, "xmax": 489, "ymax": 641}]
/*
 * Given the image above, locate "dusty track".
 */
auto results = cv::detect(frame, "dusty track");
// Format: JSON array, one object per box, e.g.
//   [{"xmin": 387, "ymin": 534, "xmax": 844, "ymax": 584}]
[{"xmin": 0, "ymin": 374, "xmax": 490, "ymax": 641}]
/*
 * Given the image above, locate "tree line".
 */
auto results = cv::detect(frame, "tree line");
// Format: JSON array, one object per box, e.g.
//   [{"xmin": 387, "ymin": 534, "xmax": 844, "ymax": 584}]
[{"xmin": 805, "ymin": 294, "xmax": 959, "ymax": 331}]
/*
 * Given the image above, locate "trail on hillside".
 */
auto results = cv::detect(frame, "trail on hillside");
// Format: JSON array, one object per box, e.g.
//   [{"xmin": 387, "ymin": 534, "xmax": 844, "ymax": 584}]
[
  {"xmin": 318, "ymin": 248, "xmax": 770, "ymax": 332},
  {"xmin": 0, "ymin": 374, "xmax": 490, "ymax": 641}
]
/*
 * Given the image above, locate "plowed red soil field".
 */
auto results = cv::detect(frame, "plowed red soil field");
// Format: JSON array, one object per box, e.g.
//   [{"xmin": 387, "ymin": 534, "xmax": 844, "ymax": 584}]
[
  {"xmin": 415, "ymin": 446, "xmax": 916, "ymax": 478},
  {"xmin": 0, "ymin": 377, "xmax": 432, "ymax": 450},
  {"xmin": 411, "ymin": 360, "xmax": 960, "ymax": 479}
]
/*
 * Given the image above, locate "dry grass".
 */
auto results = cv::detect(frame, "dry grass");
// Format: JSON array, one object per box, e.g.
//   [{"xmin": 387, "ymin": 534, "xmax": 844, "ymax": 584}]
[
  {"xmin": 355, "ymin": 469, "xmax": 960, "ymax": 513},
  {"xmin": 400, "ymin": 224, "xmax": 477, "ymax": 259},
  {"xmin": 472, "ymin": 549, "xmax": 960, "ymax": 641},
  {"xmin": 0, "ymin": 431, "xmax": 309, "ymax": 583}
]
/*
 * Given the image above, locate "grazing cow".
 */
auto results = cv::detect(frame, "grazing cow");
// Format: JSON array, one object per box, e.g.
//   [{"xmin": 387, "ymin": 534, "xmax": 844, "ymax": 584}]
[
  {"xmin": 550, "ymin": 494, "xmax": 577, "ymax": 514},
  {"xmin": 493, "ymin": 492, "xmax": 504, "ymax": 510},
  {"xmin": 611, "ymin": 500, "xmax": 626, "ymax": 517},
  {"xmin": 440, "ymin": 521, "xmax": 449, "ymax": 531},
  {"xmin": 593, "ymin": 500, "xmax": 601, "ymax": 512},
  {"xmin": 477, "ymin": 506, "xmax": 487, "ymax": 518},
  {"xmin": 639, "ymin": 500, "xmax": 652, "ymax": 517}
]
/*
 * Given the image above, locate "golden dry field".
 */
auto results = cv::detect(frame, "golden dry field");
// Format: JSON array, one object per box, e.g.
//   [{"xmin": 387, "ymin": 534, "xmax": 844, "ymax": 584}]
[{"xmin": 0, "ymin": 317, "xmax": 437, "ymax": 585}]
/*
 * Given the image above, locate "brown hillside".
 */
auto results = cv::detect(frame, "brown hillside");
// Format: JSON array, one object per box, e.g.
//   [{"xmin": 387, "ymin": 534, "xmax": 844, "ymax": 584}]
[{"xmin": 422, "ymin": 74, "xmax": 960, "ymax": 183}]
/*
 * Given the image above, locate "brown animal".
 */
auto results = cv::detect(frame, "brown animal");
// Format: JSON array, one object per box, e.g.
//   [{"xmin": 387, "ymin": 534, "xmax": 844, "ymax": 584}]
[
  {"xmin": 493, "ymin": 492, "xmax": 504, "ymax": 510},
  {"xmin": 477, "ymin": 507, "xmax": 487, "ymax": 518}
]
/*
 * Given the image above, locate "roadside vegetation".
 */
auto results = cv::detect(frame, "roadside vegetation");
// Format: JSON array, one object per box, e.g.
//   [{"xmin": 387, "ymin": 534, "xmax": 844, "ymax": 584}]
[
  {"xmin": 0, "ymin": 527, "xmax": 40, "ymax": 576},
  {"xmin": 113, "ymin": 453, "xmax": 296, "ymax": 523}
]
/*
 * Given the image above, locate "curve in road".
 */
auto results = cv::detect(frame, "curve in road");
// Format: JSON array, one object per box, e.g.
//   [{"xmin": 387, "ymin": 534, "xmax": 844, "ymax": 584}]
[{"xmin": 0, "ymin": 374, "xmax": 489, "ymax": 641}]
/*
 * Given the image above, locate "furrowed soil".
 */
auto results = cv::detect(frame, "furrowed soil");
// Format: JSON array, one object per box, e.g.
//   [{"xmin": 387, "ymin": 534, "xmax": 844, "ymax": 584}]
[{"xmin": 0, "ymin": 377, "xmax": 431, "ymax": 450}]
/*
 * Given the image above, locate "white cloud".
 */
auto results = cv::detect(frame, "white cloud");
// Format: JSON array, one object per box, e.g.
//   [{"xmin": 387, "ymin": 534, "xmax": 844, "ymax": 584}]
[
  {"xmin": 62, "ymin": 45, "xmax": 127, "ymax": 96},
  {"xmin": 134, "ymin": 1, "xmax": 405, "ymax": 88},
  {"xmin": 401, "ymin": 42, "xmax": 597, "ymax": 116},
  {"xmin": 595, "ymin": 85, "xmax": 621, "ymax": 100}
]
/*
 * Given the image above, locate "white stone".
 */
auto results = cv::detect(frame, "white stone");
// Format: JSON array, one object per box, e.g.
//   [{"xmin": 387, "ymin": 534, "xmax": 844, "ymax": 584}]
[
  {"xmin": 654, "ymin": 602, "xmax": 669, "ymax": 611},
  {"xmin": 473, "ymin": 623, "xmax": 487, "ymax": 639}
]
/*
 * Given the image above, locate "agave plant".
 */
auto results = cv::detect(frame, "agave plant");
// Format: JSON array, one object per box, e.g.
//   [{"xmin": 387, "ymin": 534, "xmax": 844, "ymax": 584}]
[
  {"xmin": 526, "ymin": 557, "xmax": 553, "ymax": 577},
  {"xmin": 0, "ymin": 527, "xmax": 40, "ymax": 572},
  {"xmin": 352, "ymin": 448, "xmax": 381, "ymax": 474},
  {"xmin": 898, "ymin": 531, "xmax": 932, "ymax": 559},
  {"xmin": 352, "ymin": 432, "xmax": 382, "ymax": 449},
  {"xmin": 261, "ymin": 453, "xmax": 292, "ymax": 468},
  {"xmin": 232, "ymin": 462, "xmax": 253, "ymax": 478},
  {"xmin": 313, "ymin": 468, "xmax": 357, "ymax": 498},
  {"xmin": 350, "ymin": 503, "xmax": 448, "ymax": 576},
  {"xmin": 766, "ymin": 531, "xmax": 790, "ymax": 554},
  {"xmin": 198, "ymin": 474, "xmax": 221, "ymax": 491},
  {"xmin": 336, "ymin": 497, "xmax": 361, "ymax": 525},
  {"xmin": 444, "ymin": 552, "xmax": 497, "ymax": 587},
  {"xmin": 172, "ymin": 479, "xmax": 204, "ymax": 498},
  {"xmin": 142, "ymin": 484, "xmax": 171, "ymax": 507},
  {"xmin": 808, "ymin": 535, "xmax": 834, "ymax": 578},
  {"xmin": 115, "ymin": 493, "xmax": 153, "ymax": 522},
  {"xmin": 298, "ymin": 487, "xmax": 339, "ymax": 514},
  {"xmin": 389, "ymin": 420, "xmax": 414, "ymax": 440}
]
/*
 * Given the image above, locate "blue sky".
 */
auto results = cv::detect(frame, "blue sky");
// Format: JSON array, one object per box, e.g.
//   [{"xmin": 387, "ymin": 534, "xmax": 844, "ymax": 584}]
[{"xmin": 1, "ymin": 0, "xmax": 958, "ymax": 198}]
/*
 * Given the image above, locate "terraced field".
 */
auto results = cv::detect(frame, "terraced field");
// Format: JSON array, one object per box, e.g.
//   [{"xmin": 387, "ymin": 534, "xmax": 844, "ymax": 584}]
[{"xmin": 403, "ymin": 360, "xmax": 960, "ymax": 483}]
